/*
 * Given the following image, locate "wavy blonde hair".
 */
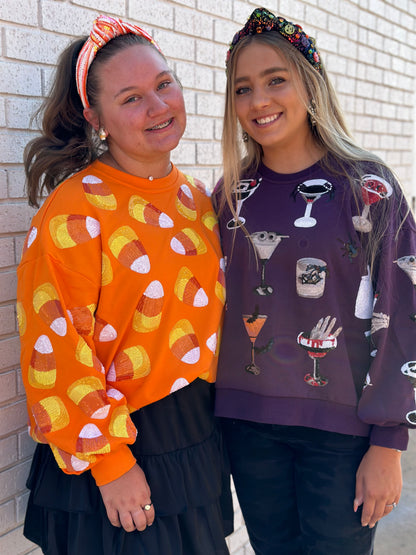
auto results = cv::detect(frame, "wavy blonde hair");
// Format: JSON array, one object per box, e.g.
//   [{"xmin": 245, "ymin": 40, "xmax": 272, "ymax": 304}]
[{"xmin": 219, "ymin": 32, "xmax": 407, "ymax": 275}]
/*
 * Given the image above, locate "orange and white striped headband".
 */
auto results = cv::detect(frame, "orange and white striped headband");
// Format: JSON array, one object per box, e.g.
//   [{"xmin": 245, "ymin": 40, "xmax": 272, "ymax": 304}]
[{"xmin": 76, "ymin": 15, "xmax": 162, "ymax": 109}]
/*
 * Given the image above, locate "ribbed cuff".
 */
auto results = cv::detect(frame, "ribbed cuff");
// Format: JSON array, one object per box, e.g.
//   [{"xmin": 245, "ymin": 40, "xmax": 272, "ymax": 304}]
[
  {"xmin": 369, "ymin": 425, "xmax": 409, "ymax": 451},
  {"xmin": 91, "ymin": 444, "xmax": 137, "ymax": 486}
]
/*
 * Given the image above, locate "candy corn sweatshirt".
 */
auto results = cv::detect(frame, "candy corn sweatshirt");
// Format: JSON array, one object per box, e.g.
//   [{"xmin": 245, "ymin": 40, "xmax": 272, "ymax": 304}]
[{"xmin": 17, "ymin": 161, "xmax": 225, "ymax": 485}]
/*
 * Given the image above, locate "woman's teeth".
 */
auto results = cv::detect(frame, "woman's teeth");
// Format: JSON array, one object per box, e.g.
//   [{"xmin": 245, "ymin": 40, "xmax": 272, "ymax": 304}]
[
  {"xmin": 150, "ymin": 119, "xmax": 172, "ymax": 130},
  {"xmin": 256, "ymin": 114, "xmax": 278, "ymax": 125}
]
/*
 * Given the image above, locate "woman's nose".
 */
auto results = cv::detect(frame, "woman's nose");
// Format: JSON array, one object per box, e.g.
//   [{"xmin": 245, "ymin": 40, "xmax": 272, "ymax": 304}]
[
  {"xmin": 147, "ymin": 92, "xmax": 169, "ymax": 116},
  {"xmin": 250, "ymin": 87, "xmax": 270, "ymax": 109}
]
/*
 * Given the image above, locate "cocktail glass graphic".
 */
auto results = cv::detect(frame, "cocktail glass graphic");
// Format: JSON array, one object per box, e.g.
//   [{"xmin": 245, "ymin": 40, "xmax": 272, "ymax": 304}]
[
  {"xmin": 354, "ymin": 266, "xmax": 374, "ymax": 320},
  {"xmin": 250, "ymin": 231, "xmax": 289, "ymax": 295},
  {"xmin": 227, "ymin": 178, "xmax": 262, "ymax": 229},
  {"xmin": 400, "ymin": 361, "xmax": 416, "ymax": 425},
  {"xmin": 242, "ymin": 313, "xmax": 268, "ymax": 375},
  {"xmin": 297, "ymin": 316, "xmax": 342, "ymax": 387},
  {"xmin": 294, "ymin": 179, "xmax": 332, "ymax": 228},
  {"xmin": 296, "ymin": 257, "xmax": 327, "ymax": 299},
  {"xmin": 297, "ymin": 333, "xmax": 337, "ymax": 386},
  {"xmin": 352, "ymin": 174, "xmax": 392, "ymax": 233},
  {"xmin": 394, "ymin": 255, "xmax": 416, "ymax": 287}
]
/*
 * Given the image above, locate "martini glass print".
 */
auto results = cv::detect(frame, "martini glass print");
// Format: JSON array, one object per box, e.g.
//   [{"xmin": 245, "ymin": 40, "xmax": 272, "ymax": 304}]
[
  {"xmin": 400, "ymin": 361, "xmax": 416, "ymax": 424},
  {"xmin": 242, "ymin": 314, "xmax": 268, "ymax": 375},
  {"xmin": 394, "ymin": 255, "xmax": 416, "ymax": 287},
  {"xmin": 352, "ymin": 174, "xmax": 393, "ymax": 233},
  {"xmin": 227, "ymin": 178, "xmax": 262, "ymax": 229},
  {"xmin": 294, "ymin": 179, "xmax": 332, "ymax": 228},
  {"xmin": 297, "ymin": 332, "xmax": 337, "ymax": 386},
  {"xmin": 250, "ymin": 231, "xmax": 289, "ymax": 295}
]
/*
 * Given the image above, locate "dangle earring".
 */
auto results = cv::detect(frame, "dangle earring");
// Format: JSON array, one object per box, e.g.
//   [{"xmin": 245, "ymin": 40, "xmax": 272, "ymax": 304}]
[
  {"xmin": 308, "ymin": 100, "xmax": 317, "ymax": 127},
  {"xmin": 98, "ymin": 127, "xmax": 108, "ymax": 141},
  {"xmin": 242, "ymin": 131, "xmax": 249, "ymax": 143}
]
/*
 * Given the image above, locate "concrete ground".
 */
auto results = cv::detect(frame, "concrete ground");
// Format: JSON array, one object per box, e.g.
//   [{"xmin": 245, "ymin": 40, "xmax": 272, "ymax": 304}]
[{"xmin": 374, "ymin": 432, "xmax": 416, "ymax": 554}]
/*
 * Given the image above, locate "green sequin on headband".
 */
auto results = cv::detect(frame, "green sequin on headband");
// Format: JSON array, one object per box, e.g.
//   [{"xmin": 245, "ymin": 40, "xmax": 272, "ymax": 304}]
[{"xmin": 226, "ymin": 7, "xmax": 322, "ymax": 73}]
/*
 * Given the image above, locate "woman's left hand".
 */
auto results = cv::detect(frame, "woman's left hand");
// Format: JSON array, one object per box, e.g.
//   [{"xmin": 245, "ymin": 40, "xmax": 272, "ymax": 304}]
[
  {"xmin": 354, "ymin": 445, "xmax": 402, "ymax": 528},
  {"xmin": 99, "ymin": 463, "xmax": 154, "ymax": 532}
]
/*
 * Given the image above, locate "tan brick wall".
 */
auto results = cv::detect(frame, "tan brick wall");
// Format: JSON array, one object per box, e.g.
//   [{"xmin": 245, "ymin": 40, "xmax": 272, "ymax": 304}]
[{"xmin": 1, "ymin": 1, "xmax": 415, "ymax": 553}]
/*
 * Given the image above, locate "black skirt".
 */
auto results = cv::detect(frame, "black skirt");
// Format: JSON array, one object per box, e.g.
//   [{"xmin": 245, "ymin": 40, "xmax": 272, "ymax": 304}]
[{"xmin": 24, "ymin": 379, "xmax": 233, "ymax": 555}]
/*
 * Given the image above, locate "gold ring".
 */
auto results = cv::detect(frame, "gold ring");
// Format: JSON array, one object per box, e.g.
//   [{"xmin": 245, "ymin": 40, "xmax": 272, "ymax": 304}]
[{"xmin": 142, "ymin": 503, "xmax": 152, "ymax": 511}]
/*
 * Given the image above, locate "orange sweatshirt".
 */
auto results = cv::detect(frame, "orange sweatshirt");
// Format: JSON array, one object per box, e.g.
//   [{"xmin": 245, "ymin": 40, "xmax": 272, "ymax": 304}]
[{"xmin": 17, "ymin": 161, "xmax": 225, "ymax": 486}]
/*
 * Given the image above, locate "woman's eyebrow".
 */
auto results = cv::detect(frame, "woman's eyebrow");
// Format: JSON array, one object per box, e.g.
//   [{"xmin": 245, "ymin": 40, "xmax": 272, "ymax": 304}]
[
  {"xmin": 114, "ymin": 70, "xmax": 172, "ymax": 98},
  {"xmin": 235, "ymin": 66, "xmax": 289, "ymax": 85}
]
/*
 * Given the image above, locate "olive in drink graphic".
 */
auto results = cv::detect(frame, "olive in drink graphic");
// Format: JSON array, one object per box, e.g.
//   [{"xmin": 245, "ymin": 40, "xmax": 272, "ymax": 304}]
[{"xmin": 250, "ymin": 231, "xmax": 289, "ymax": 296}]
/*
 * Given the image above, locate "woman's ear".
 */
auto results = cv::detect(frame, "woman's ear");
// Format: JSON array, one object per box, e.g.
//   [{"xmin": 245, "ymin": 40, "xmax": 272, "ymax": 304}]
[{"xmin": 83, "ymin": 107, "xmax": 100, "ymax": 131}]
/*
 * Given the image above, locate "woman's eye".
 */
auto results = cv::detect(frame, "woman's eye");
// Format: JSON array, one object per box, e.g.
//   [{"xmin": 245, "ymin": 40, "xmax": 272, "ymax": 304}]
[
  {"xmin": 236, "ymin": 87, "xmax": 250, "ymax": 95},
  {"xmin": 125, "ymin": 95, "xmax": 140, "ymax": 104},
  {"xmin": 158, "ymin": 80, "xmax": 172, "ymax": 90},
  {"xmin": 270, "ymin": 77, "xmax": 284, "ymax": 86}
]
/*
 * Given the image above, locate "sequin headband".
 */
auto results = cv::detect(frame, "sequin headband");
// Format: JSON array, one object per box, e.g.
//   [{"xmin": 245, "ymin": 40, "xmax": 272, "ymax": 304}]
[
  {"xmin": 76, "ymin": 15, "xmax": 162, "ymax": 109},
  {"xmin": 226, "ymin": 7, "xmax": 322, "ymax": 73}
]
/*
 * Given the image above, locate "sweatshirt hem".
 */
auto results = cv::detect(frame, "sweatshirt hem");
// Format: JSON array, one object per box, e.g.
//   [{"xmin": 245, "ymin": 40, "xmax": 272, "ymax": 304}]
[{"xmin": 215, "ymin": 388, "xmax": 371, "ymax": 438}]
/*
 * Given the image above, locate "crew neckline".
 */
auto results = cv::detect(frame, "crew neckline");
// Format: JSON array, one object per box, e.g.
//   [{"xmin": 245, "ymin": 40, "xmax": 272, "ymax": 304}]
[
  {"xmin": 92, "ymin": 159, "xmax": 179, "ymax": 192},
  {"xmin": 258, "ymin": 158, "xmax": 326, "ymax": 184}
]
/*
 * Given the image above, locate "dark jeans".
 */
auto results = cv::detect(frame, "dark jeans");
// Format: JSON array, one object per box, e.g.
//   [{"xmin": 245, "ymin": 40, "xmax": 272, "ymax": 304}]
[{"xmin": 221, "ymin": 418, "xmax": 376, "ymax": 555}]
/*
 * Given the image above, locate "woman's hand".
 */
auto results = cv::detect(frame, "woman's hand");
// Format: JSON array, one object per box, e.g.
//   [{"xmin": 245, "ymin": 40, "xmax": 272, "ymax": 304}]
[
  {"xmin": 99, "ymin": 463, "xmax": 154, "ymax": 532},
  {"xmin": 354, "ymin": 445, "xmax": 402, "ymax": 528}
]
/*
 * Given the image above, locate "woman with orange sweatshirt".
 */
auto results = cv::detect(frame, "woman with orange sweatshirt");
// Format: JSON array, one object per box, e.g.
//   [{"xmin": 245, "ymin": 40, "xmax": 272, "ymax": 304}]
[{"xmin": 17, "ymin": 15, "xmax": 230, "ymax": 555}]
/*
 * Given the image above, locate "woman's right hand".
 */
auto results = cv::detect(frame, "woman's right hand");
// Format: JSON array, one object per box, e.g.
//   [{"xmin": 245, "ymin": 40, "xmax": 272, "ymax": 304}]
[{"xmin": 99, "ymin": 463, "xmax": 154, "ymax": 532}]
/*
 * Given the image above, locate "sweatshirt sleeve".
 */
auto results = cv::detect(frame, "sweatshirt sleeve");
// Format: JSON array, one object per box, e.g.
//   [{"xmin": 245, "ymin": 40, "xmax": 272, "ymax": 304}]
[
  {"xmin": 17, "ymin": 212, "xmax": 137, "ymax": 486},
  {"xmin": 357, "ymin": 190, "xmax": 416, "ymax": 451}
]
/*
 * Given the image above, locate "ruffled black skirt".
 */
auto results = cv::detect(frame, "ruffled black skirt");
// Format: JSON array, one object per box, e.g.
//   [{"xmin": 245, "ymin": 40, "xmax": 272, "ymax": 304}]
[{"xmin": 24, "ymin": 379, "xmax": 233, "ymax": 555}]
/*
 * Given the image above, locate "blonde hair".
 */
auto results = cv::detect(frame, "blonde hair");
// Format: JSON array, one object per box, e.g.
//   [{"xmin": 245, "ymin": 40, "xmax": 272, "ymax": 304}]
[{"xmin": 219, "ymin": 32, "xmax": 407, "ymax": 274}]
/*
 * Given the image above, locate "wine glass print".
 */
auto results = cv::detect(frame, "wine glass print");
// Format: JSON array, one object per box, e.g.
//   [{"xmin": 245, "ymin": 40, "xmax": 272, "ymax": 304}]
[
  {"xmin": 297, "ymin": 333, "xmax": 336, "ymax": 386},
  {"xmin": 297, "ymin": 317, "xmax": 342, "ymax": 387},
  {"xmin": 294, "ymin": 179, "xmax": 332, "ymax": 228},
  {"xmin": 242, "ymin": 313, "xmax": 268, "ymax": 375},
  {"xmin": 352, "ymin": 174, "xmax": 392, "ymax": 233},
  {"xmin": 227, "ymin": 178, "xmax": 262, "ymax": 229},
  {"xmin": 250, "ymin": 231, "xmax": 289, "ymax": 295}
]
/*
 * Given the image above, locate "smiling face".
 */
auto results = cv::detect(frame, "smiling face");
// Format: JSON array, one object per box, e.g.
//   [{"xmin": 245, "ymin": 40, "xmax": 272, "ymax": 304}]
[
  {"xmin": 84, "ymin": 43, "xmax": 186, "ymax": 174},
  {"xmin": 233, "ymin": 41, "xmax": 313, "ymax": 164}
]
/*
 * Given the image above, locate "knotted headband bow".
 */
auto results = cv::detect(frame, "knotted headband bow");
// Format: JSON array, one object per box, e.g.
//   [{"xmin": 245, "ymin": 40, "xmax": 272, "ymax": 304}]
[
  {"xmin": 76, "ymin": 15, "xmax": 162, "ymax": 109},
  {"xmin": 227, "ymin": 7, "xmax": 322, "ymax": 73}
]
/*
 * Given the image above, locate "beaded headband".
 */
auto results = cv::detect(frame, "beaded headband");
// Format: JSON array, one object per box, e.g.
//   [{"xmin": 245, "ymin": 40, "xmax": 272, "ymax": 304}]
[
  {"xmin": 76, "ymin": 15, "xmax": 162, "ymax": 109},
  {"xmin": 226, "ymin": 7, "xmax": 322, "ymax": 73}
]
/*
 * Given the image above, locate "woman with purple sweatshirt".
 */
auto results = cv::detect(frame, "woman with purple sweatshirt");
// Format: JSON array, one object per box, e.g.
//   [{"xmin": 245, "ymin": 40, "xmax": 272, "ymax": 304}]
[{"xmin": 214, "ymin": 7, "xmax": 416, "ymax": 555}]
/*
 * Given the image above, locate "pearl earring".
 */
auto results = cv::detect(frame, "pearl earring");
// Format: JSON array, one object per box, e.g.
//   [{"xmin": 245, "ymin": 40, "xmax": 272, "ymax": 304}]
[{"xmin": 98, "ymin": 128, "xmax": 107, "ymax": 141}]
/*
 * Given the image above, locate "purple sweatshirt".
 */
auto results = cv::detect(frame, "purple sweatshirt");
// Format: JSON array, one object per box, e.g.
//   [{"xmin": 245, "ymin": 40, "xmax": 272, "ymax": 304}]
[{"xmin": 214, "ymin": 159, "xmax": 416, "ymax": 451}]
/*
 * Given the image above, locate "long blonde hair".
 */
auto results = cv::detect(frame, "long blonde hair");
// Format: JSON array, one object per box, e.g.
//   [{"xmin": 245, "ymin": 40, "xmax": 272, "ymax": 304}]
[{"xmin": 219, "ymin": 32, "xmax": 406, "ymax": 275}]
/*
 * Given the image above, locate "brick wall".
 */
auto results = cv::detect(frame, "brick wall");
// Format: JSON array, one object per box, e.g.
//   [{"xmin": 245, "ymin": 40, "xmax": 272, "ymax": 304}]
[{"xmin": 1, "ymin": 1, "xmax": 415, "ymax": 553}]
